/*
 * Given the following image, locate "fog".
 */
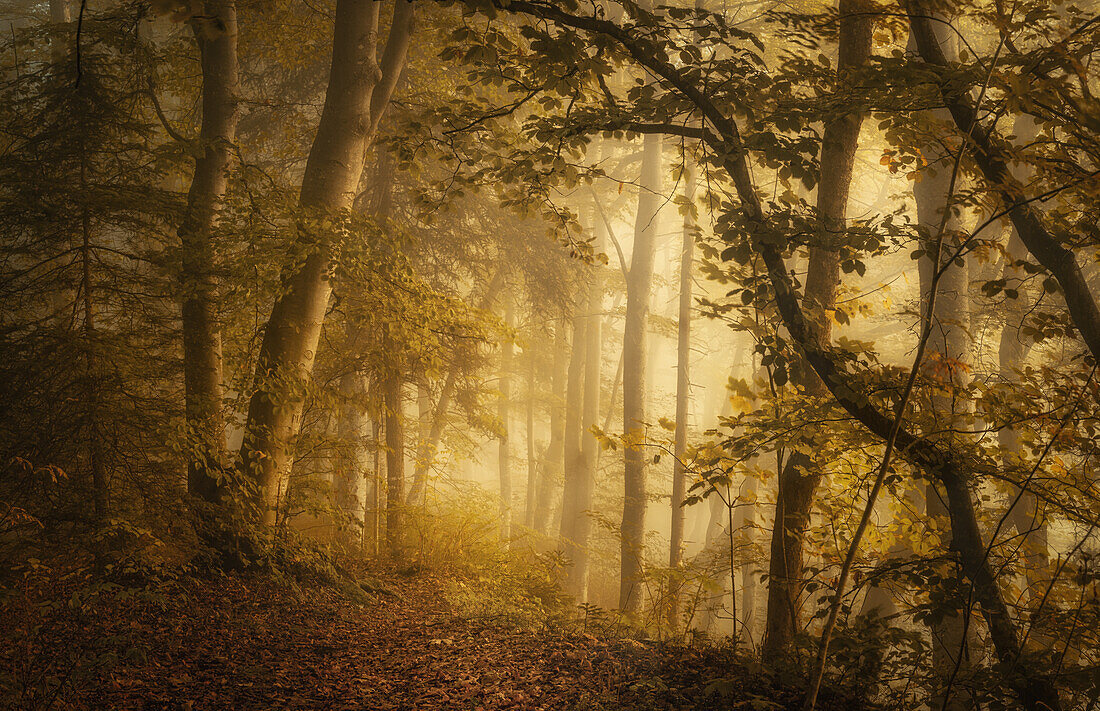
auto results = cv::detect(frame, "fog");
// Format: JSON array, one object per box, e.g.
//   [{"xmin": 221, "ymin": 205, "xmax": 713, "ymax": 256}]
[{"xmin": 4, "ymin": 1, "xmax": 1100, "ymax": 709}]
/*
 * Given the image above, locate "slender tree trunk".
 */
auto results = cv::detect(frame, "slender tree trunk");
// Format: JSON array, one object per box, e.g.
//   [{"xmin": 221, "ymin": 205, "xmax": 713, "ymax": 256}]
[
  {"xmin": 384, "ymin": 371, "xmax": 405, "ymax": 556},
  {"xmin": 333, "ymin": 371, "xmax": 369, "ymax": 548},
  {"xmin": 620, "ymin": 132, "xmax": 663, "ymax": 614},
  {"xmin": 237, "ymin": 0, "xmax": 413, "ymax": 526},
  {"xmin": 414, "ymin": 381, "xmax": 430, "ymax": 499},
  {"xmin": 571, "ymin": 207, "xmax": 607, "ymax": 599},
  {"xmin": 335, "ymin": 152, "xmax": 396, "ymax": 523},
  {"xmin": 761, "ymin": 0, "xmax": 873, "ymax": 661},
  {"xmin": 180, "ymin": 0, "xmax": 239, "ymax": 511},
  {"xmin": 525, "ymin": 341, "xmax": 537, "ymax": 528},
  {"xmin": 407, "ymin": 374, "xmax": 451, "ymax": 505},
  {"xmin": 737, "ymin": 472, "xmax": 758, "ymax": 642},
  {"xmin": 999, "ymin": 117, "xmax": 1046, "ymax": 602},
  {"xmin": 697, "ymin": 489, "xmax": 729, "ymax": 633},
  {"xmin": 602, "ymin": 339, "xmax": 625, "ymax": 439},
  {"xmin": 534, "ymin": 321, "xmax": 568, "ymax": 533},
  {"xmin": 561, "ymin": 296, "xmax": 589, "ymax": 596},
  {"xmin": 906, "ymin": 2, "xmax": 1100, "ymax": 370},
  {"xmin": 367, "ymin": 417, "xmax": 381, "ymax": 555},
  {"xmin": 670, "ymin": 156, "xmax": 697, "ymax": 571},
  {"xmin": 907, "ymin": 19, "xmax": 973, "ymax": 705},
  {"xmin": 499, "ymin": 291, "xmax": 514, "ymax": 543}
]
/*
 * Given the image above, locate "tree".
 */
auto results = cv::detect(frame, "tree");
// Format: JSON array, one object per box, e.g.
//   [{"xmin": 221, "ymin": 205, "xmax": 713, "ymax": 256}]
[
  {"xmin": 998, "ymin": 116, "xmax": 1046, "ymax": 601},
  {"xmin": 383, "ymin": 367, "xmax": 405, "ymax": 555},
  {"xmin": 533, "ymin": 321, "xmax": 568, "ymax": 534},
  {"xmin": 670, "ymin": 143, "xmax": 698, "ymax": 574},
  {"xmin": 178, "ymin": 0, "xmax": 240, "ymax": 519},
  {"xmin": 238, "ymin": 0, "xmax": 414, "ymax": 527},
  {"xmin": 560, "ymin": 292, "xmax": 589, "ymax": 596},
  {"xmin": 498, "ymin": 287, "xmax": 515, "ymax": 543},
  {"xmin": 761, "ymin": 0, "xmax": 874, "ymax": 661},
  {"xmin": 620, "ymin": 132, "xmax": 663, "ymax": 614},
  {"xmin": 0, "ymin": 3, "xmax": 180, "ymax": 547}
]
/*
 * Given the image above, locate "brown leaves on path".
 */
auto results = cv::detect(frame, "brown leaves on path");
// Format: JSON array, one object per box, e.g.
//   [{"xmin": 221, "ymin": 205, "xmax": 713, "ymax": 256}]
[{"xmin": 3, "ymin": 569, "xmax": 811, "ymax": 711}]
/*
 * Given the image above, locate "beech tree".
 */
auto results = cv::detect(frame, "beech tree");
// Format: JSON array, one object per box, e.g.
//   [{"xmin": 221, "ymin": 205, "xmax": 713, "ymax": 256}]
[
  {"xmin": 761, "ymin": 0, "xmax": 874, "ymax": 661},
  {"xmin": 178, "ymin": 0, "xmax": 240, "ymax": 521},
  {"xmin": 238, "ymin": 0, "xmax": 415, "ymax": 527}
]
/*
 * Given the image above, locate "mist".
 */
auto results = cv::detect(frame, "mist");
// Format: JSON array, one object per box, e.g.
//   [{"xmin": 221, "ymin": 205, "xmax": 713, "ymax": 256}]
[{"xmin": 3, "ymin": 1, "xmax": 1099, "ymax": 710}]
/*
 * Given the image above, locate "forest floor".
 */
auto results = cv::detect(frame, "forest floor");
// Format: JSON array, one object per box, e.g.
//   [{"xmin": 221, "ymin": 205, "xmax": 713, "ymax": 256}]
[{"xmin": 2, "ymin": 562, "xmax": 859, "ymax": 711}]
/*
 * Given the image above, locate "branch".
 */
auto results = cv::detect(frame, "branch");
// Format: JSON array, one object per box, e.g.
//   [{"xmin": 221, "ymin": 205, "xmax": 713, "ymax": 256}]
[
  {"xmin": 907, "ymin": 0, "xmax": 1100, "ymax": 367},
  {"xmin": 584, "ymin": 121, "xmax": 706, "ymax": 141},
  {"xmin": 368, "ymin": 0, "xmax": 416, "ymax": 137},
  {"xmin": 147, "ymin": 84, "xmax": 191, "ymax": 145}
]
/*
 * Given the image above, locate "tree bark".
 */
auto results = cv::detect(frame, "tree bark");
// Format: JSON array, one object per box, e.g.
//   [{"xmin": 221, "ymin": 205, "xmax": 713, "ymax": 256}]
[
  {"xmin": 534, "ymin": 321, "xmax": 568, "ymax": 533},
  {"xmin": 406, "ymin": 372, "xmax": 453, "ymax": 505},
  {"xmin": 524, "ymin": 340, "xmax": 537, "ymax": 528},
  {"xmin": 49, "ymin": 0, "xmax": 69, "ymax": 61},
  {"xmin": 333, "ymin": 371, "xmax": 369, "ymax": 549},
  {"xmin": 999, "ymin": 116, "xmax": 1046, "ymax": 602},
  {"xmin": 910, "ymin": 26, "xmax": 973, "ymax": 686},
  {"xmin": 80, "ymin": 145, "xmax": 107, "ymax": 532},
  {"xmin": 237, "ymin": 0, "xmax": 414, "ymax": 526},
  {"xmin": 620, "ymin": 132, "xmax": 663, "ymax": 614},
  {"xmin": 181, "ymin": 0, "xmax": 239, "ymax": 511},
  {"xmin": 670, "ymin": 158, "xmax": 697, "ymax": 571},
  {"xmin": 737, "ymin": 471, "xmax": 758, "ymax": 642},
  {"xmin": 572, "ymin": 205, "xmax": 606, "ymax": 599},
  {"xmin": 384, "ymin": 371, "xmax": 405, "ymax": 556},
  {"xmin": 561, "ymin": 294, "xmax": 589, "ymax": 596},
  {"xmin": 498, "ymin": 290, "xmax": 514, "ymax": 543},
  {"xmin": 762, "ymin": 0, "xmax": 873, "ymax": 661},
  {"xmin": 413, "ymin": 380, "xmax": 431, "ymax": 500},
  {"xmin": 367, "ymin": 417, "xmax": 382, "ymax": 555}
]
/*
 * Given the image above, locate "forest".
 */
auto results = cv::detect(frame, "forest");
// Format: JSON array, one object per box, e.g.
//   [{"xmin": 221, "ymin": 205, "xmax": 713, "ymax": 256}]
[{"xmin": 2, "ymin": 0, "xmax": 1100, "ymax": 709}]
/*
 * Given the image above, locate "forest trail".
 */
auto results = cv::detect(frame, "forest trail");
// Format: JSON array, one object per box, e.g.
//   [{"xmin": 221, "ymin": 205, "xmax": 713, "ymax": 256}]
[{"xmin": 7, "ymin": 568, "xmax": 818, "ymax": 711}]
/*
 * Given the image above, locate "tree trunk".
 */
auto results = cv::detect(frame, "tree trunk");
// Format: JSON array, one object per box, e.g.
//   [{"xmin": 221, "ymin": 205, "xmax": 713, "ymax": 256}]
[
  {"xmin": 411, "ymin": 380, "xmax": 430, "ymax": 503},
  {"xmin": 181, "ymin": 0, "xmax": 239, "ymax": 512},
  {"xmin": 907, "ymin": 18, "xmax": 974, "ymax": 704},
  {"xmin": 906, "ymin": 0, "xmax": 1100, "ymax": 368},
  {"xmin": 237, "ymin": 0, "xmax": 413, "ymax": 526},
  {"xmin": 384, "ymin": 371, "xmax": 405, "ymax": 556},
  {"xmin": 407, "ymin": 372, "xmax": 452, "ymax": 505},
  {"xmin": 334, "ymin": 151, "xmax": 395, "ymax": 523},
  {"xmin": 498, "ymin": 290, "xmax": 514, "ymax": 543},
  {"xmin": 561, "ymin": 295, "xmax": 589, "ymax": 596},
  {"xmin": 999, "ymin": 116, "xmax": 1046, "ymax": 602},
  {"xmin": 49, "ymin": 0, "xmax": 69, "ymax": 60},
  {"xmin": 534, "ymin": 321, "xmax": 568, "ymax": 533},
  {"xmin": 762, "ymin": 0, "xmax": 873, "ymax": 661},
  {"xmin": 620, "ymin": 132, "xmax": 663, "ymax": 614},
  {"xmin": 737, "ymin": 472, "xmax": 758, "ymax": 642},
  {"xmin": 670, "ymin": 156, "xmax": 697, "ymax": 571},
  {"xmin": 524, "ymin": 341, "xmax": 537, "ymax": 528},
  {"xmin": 570, "ymin": 205, "xmax": 607, "ymax": 600},
  {"xmin": 367, "ymin": 417, "xmax": 382, "ymax": 555},
  {"xmin": 333, "ymin": 371, "xmax": 369, "ymax": 548}
]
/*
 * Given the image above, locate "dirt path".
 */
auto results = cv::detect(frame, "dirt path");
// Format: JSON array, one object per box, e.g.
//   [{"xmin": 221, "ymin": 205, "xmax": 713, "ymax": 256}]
[{"xmin": 5, "ymin": 570, "xmax": 836, "ymax": 710}]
